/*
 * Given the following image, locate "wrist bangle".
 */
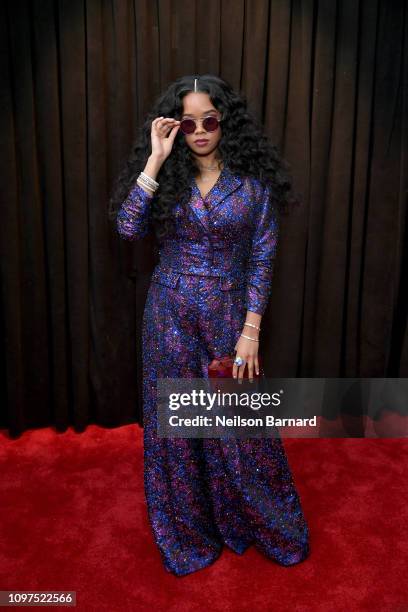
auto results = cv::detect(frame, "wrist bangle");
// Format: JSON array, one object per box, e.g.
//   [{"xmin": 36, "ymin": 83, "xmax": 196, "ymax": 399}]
[
  {"xmin": 136, "ymin": 178, "xmax": 155, "ymax": 194},
  {"xmin": 244, "ymin": 322, "xmax": 261, "ymax": 331},
  {"xmin": 240, "ymin": 333, "xmax": 259, "ymax": 342},
  {"xmin": 140, "ymin": 171, "xmax": 159, "ymax": 188},
  {"xmin": 138, "ymin": 172, "xmax": 159, "ymax": 193}
]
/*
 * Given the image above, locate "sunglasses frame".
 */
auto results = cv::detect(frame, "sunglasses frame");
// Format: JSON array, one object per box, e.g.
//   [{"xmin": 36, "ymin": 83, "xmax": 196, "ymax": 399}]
[{"xmin": 178, "ymin": 114, "xmax": 223, "ymax": 135}]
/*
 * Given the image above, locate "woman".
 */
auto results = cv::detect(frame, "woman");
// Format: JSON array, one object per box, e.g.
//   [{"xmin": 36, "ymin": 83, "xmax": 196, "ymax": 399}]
[{"xmin": 109, "ymin": 74, "xmax": 310, "ymax": 576}]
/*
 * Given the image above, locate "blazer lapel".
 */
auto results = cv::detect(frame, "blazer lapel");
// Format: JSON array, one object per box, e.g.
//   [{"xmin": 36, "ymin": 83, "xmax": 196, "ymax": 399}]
[{"xmin": 189, "ymin": 165, "xmax": 243, "ymax": 233}]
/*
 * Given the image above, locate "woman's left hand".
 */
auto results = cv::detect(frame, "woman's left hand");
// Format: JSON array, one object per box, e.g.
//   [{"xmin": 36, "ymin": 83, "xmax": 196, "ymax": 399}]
[{"xmin": 233, "ymin": 334, "xmax": 259, "ymax": 380}]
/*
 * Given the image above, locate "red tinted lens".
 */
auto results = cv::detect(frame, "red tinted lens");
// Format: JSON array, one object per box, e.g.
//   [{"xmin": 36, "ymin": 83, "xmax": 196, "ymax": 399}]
[
  {"xmin": 202, "ymin": 117, "xmax": 219, "ymax": 132},
  {"xmin": 180, "ymin": 119, "xmax": 196, "ymax": 134}
]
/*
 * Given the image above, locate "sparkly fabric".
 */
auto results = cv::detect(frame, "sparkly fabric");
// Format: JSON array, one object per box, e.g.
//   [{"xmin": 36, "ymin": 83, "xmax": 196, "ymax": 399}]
[
  {"xmin": 117, "ymin": 165, "xmax": 279, "ymax": 316},
  {"xmin": 116, "ymin": 166, "xmax": 310, "ymax": 576}
]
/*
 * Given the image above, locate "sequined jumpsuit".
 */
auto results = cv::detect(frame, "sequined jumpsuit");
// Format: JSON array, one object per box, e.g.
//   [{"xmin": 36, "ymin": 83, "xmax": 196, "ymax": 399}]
[{"xmin": 116, "ymin": 165, "xmax": 310, "ymax": 576}]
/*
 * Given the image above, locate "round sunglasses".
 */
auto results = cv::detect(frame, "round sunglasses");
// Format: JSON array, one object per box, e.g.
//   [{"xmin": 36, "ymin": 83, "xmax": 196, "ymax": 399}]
[{"xmin": 179, "ymin": 115, "xmax": 222, "ymax": 135}]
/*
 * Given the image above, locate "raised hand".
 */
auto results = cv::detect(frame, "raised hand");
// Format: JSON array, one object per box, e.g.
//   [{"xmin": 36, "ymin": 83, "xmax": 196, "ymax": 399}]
[{"xmin": 151, "ymin": 116, "xmax": 181, "ymax": 161}]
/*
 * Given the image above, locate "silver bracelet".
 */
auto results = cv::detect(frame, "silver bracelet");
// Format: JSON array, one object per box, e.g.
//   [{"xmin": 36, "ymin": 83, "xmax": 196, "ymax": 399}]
[
  {"xmin": 137, "ymin": 176, "xmax": 157, "ymax": 194},
  {"xmin": 137, "ymin": 178, "xmax": 157, "ymax": 192},
  {"xmin": 240, "ymin": 333, "xmax": 259, "ymax": 342},
  {"xmin": 136, "ymin": 178, "xmax": 156, "ymax": 194},
  {"xmin": 140, "ymin": 171, "xmax": 158, "ymax": 186},
  {"xmin": 244, "ymin": 322, "xmax": 261, "ymax": 331},
  {"xmin": 139, "ymin": 171, "xmax": 159, "ymax": 189}
]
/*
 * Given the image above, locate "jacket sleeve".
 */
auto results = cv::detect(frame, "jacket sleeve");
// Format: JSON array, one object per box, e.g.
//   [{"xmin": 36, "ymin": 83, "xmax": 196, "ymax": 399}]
[
  {"xmin": 116, "ymin": 183, "xmax": 154, "ymax": 240},
  {"xmin": 245, "ymin": 183, "xmax": 279, "ymax": 316}
]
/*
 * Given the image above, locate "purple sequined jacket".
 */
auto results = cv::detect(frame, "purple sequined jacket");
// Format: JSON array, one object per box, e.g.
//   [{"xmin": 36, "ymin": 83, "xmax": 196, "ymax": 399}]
[{"xmin": 116, "ymin": 165, "xmax": 279, "ymax": 316}]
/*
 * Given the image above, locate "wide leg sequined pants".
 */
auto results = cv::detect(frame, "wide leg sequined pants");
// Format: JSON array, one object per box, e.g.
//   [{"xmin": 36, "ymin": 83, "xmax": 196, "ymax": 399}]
[{"xmin": 141, "ymin": 272, "xmax": 310, "ymax": 576}]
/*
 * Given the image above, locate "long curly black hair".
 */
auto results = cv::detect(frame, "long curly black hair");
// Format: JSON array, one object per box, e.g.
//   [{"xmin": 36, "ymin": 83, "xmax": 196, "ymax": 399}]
[{"xmin": 108, "ymin": 73, "xmax": 300, "ymax": 242}]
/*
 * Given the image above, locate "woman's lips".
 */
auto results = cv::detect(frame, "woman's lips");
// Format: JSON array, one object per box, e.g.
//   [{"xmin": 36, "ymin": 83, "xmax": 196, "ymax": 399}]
[{"xmin": 194, "ymin": 139, "xmax": 209, "ymax": 146}]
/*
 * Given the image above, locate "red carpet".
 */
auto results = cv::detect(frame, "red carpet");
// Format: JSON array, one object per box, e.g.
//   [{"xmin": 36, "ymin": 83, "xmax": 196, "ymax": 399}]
[{"xmin": 0, "ymin": 424, "xmax": 407, "ymax": 611}]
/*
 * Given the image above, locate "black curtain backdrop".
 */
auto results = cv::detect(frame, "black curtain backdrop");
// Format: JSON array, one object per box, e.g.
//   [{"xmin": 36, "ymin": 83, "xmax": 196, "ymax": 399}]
[{"xmin": 1, "ymin": 0, "xmax": 407, "ymax": 437}]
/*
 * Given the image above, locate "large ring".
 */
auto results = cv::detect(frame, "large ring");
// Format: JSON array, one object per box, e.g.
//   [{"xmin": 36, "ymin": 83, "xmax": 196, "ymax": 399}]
[{"xmin": 234, "ymin": 356, "xmax": 245, "ymax": 366}]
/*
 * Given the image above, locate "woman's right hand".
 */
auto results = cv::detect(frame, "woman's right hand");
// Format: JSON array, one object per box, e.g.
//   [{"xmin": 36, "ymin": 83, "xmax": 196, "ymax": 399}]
[{"xmin": 151, "ymin": 116, "xmax": 181, "ymax": 161}]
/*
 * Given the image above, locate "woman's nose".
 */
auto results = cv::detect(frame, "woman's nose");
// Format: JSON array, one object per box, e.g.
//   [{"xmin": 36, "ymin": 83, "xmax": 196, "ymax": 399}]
[{"xmin": 195, "ymin": 122, "xmax": 206, "ymax": 134}]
